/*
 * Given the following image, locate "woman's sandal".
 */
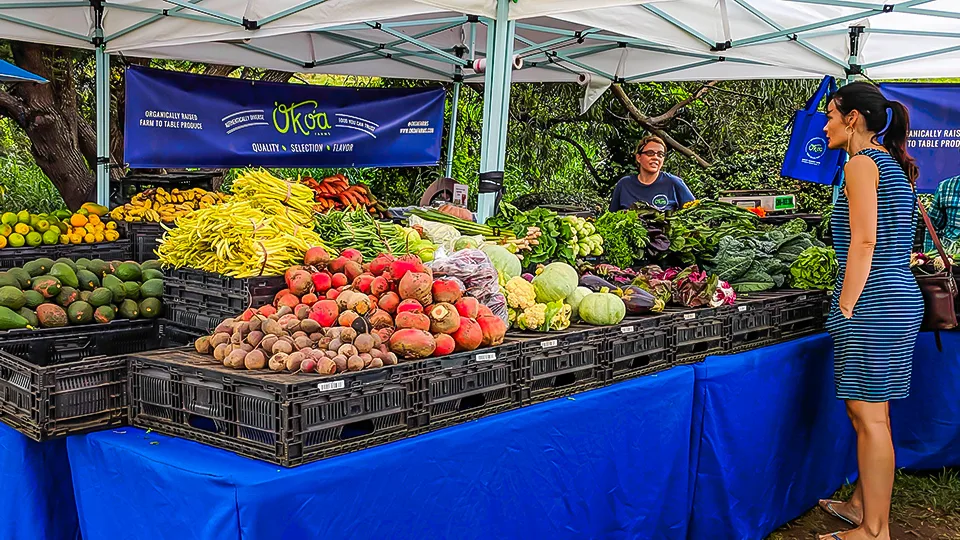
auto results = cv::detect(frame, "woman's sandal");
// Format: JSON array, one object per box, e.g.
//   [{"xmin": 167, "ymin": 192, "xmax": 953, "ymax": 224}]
[
  {"xmin": 816, "ymin": 533, "xmax": 844, "ymax": 540},
  {"xmin": 818, "ymin": 499, "xmax": 860, "ymax": 526}
]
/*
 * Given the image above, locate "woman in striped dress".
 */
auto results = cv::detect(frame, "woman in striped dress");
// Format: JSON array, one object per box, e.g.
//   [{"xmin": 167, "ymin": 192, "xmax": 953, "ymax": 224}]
[{"xmin": 817, "ymin": 82, "xmax": 923, "ymax": 540}]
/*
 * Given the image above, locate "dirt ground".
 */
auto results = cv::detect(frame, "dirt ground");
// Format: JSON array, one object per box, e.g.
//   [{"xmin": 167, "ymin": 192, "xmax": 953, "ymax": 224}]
[{"xmin": 767, "ymin": 469, "xmax": 960, "ymax": 540}]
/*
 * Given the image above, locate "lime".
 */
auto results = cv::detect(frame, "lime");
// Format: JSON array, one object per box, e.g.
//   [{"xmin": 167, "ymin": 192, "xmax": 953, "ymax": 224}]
[
  {"xmin": 8, "ymin": 232, "xmax": 24, "ymax": 248},
  {"xmin": 25, "ymin": 231, "xmax": 42, "ymax": 247},
  {"xmin": 42, "ymin": 229, "xmax": 59, "ymax": 245},
  {"xmin": 35, "ymin": 220, "xmax": 49, "ymax": 233},
  {"xmin": 16, "ymin": 210, "xmax": 29, "ymax": 224},
  {"xmin": 1, "ymin": 212, "xmax": 17, "ymax": 226}
]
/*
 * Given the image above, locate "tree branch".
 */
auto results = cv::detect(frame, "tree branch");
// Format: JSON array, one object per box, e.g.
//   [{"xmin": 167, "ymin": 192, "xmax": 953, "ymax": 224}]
[
  {"xmin": 548, "ymin": 130, "xmax": 605, "ymax": 185},
  {"xmin": 646, "ymin": 81, "xmax": 718, "ymax": 127},
  {"xmin": 260, "ymin": 70, "xmax": 294, "ymax": 84},
  {"xmin": 203, "ymin": 64, "xmax": 237, "ymax": 77},
  {"xmin": 0, "ymin": 87, "xmax": 25, "ymax": 126},
  {"xmin": 611, "ymin": 84, "xmax": 712, "ymax": 168}
]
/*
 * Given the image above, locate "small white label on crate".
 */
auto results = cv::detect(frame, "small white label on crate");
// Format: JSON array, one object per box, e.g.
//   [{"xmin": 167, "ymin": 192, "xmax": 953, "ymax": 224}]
[
  {"xmin": 684, "ymin": 313, "xmax": 697, "ymax": 320},
  {"xmin": 621, "ymin": 326, "xmax": 635, "ymax": 334},
  {"xmin": 540, "ymin": 339, "xmax": 558, "ymax": 350},
  {"xmin": 738, "ymin": 306, "xmax": 747, "ymax": 312},
  {"xmin": 317, "ymin": 380, "xmax": 345, "ymax": 392},
  {"xmin": 799, "ymin": 295, "xmax": 808, "ymax": 302},
  {"xmin": 476, "ymin": 352, "xmax": 497, "ymax": 362}
]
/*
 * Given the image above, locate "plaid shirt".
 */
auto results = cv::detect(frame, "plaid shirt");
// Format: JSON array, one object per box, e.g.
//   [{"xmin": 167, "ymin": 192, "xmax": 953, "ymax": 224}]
[{"xmin": 925, "ymin": 175, "xmax": 960, "ymax": 252}]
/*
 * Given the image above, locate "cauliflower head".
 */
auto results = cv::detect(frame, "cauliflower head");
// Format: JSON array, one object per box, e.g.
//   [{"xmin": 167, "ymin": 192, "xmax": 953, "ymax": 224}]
[
  {"xmin": 505, "ymin": 276, "xmax": 536, "ymax": 310},
  {"xmin": 516, "ymin": 303, "xmax": 547, "ymax": 330}
]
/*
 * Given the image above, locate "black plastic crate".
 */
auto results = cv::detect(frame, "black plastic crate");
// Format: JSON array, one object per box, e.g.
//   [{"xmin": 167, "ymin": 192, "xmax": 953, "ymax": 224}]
[
  {"xmin": 0, "ymin": 319, "xmax": 159, "ymax": 367},
  {"xmin": 773, "ymin": 289, "xmax": 829, "ymax": 340},
  {"xmin": 668, "ymin": 307, "xmax": 731, "ymax": 365},
  {"xmin": 120, "ymin": 222, "xmax": 167, "ymax": 263},
  {"xmin": 127, "ymin": 349, "xmax": 424, "ymax": 467},
  {"xmin": 157, "ymin": 319, "xmax": 205, "ymax": 347},
  {"xmin": 412, "ymin": 343, "xmax": 521, "ymax": 432},
  {"xmin": 166, "ymin": 305, "xmax": 225, "ymax": 334},
  {"xmin": 511, "ymin": 325, "xmax": 605, "ymax": 405},
  {"xmin": 727, "ymin": 298, "xmax": 779, "ymax": 352},
  {"xmin": 0, "ymin": 239, "xmax": 133, "ymax": 270},
  {"xmin": 0, "ymin": 350, "xmax": 127, "ymax": 441},
  {"xmin": 600, "ymin": 314, "xmax": 673, "ymax": 383},
  {"xmin": 163, "ymin": 268, "xmax": 285, "ymax": 321}
]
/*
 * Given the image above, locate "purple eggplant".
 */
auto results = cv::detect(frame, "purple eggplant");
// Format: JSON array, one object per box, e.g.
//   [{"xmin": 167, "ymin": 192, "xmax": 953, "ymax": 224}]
[
  {"xmin": 620, "ymin": 285, "xmax": 656, "ymax": 314},
  {"xmin": 579, "ymin": 274, "xmax": 617, "ymax": 292}
]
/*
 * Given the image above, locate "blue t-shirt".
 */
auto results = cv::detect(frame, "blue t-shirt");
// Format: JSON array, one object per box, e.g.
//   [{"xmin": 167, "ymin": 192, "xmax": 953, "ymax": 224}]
[{"xmin": 609, "ymin": 172, "xmax": 695, "ymax": 212}]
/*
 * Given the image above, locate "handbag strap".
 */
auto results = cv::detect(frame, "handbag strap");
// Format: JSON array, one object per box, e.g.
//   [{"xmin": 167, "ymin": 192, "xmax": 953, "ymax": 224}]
[
  {"xmin": 916, "ymin": 196, "xmax": 953, "ymax": 278},
  {"xmin": 803, "ymin": 76, "xmax": 837, "ymax": 114}
]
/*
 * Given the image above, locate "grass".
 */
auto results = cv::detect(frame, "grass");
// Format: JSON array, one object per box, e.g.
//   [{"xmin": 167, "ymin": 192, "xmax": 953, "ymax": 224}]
[
  {"xmin": 767, "ymin": 468, "xmax": 960, "ymax": 540},
  {"xmin": 0, "ymin": 152, "xmax": 65, "ymax": 214}
]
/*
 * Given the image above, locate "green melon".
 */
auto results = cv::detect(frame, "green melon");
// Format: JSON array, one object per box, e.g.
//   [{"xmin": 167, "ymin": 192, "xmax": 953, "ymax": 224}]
[
  {"xmin": 0, "ymin": 286, "xmax": 25, "ymax": 310},
  {"xmin": 22, "ymin": 290, "xmax": 44, "ymax": 309},
  {"xmin": 66, "ymin": 301, "xmax": 93, "ymax": 324},
  {"xmin": 36, "ymin": 303, "xmax": 68, "ymax": 328},
  {"xmin": 118, "ymin": 299, "xmax": 139, "ymax": 319},
  {"xmin": 89, "ymin": 287, "xmax": 113, "ymax": 307},
  {"xmin": 32, "ymin": 276, "xmax": 61, "ymax": 299},
  {"xmin": 93, "ymin": 305, "xmax": 115, "ymax": 324}
]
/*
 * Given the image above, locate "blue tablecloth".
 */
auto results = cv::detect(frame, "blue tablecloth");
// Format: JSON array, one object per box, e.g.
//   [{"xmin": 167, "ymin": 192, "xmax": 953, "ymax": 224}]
[
  {"xmin": 0, "ymin": 423, "xmax": 79, "ymax": 540},
  {"xmin": 688, "ymin": 331, "xmax": 960, "ymax": 540},
  {"xmin": 67, "ymin": 365, "xmax": 697, "ymax": 540}
]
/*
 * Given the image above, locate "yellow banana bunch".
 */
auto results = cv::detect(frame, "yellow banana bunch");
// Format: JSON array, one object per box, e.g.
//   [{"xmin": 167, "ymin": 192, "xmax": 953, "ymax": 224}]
[
  {"xmin": 110, "ymin": 187, "xmax": 229, "ymax": 223},
  {"xmin": 156, "ymin": 199, "xmax": 334, "ymax": 278}
]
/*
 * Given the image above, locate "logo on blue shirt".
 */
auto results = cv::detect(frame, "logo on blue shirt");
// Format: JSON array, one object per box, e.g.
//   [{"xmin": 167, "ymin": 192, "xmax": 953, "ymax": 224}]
[{"xmin": 652, "ymin": 194, "xmax": 670, "ymax": 210}]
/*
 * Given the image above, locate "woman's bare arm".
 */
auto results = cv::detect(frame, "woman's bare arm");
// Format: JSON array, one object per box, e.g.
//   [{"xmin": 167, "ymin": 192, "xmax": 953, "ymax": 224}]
[{"xmin": 839, "ymin": 155, "xmax": 880, "ymax": 318}]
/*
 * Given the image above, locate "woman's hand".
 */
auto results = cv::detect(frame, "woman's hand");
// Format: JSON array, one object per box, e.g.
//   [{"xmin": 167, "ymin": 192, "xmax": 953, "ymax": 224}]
[{"xmin": 840, "ymin": 302, "xmax": 855, "ymax": 319}]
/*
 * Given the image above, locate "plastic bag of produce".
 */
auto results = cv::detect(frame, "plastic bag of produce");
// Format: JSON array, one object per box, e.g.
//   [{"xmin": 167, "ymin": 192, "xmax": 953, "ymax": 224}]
[
  {"xmin": 428, "ymin": 248, "xmax": 509, "ymax": 324},
  {"xmin": 408, "ymin": 215, "xmax": 461, "ymax": 252}
]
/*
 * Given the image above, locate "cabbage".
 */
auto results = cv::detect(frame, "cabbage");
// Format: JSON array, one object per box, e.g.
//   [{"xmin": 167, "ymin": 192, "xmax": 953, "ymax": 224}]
[
  {"xmin": 578, "ymin": 292, "xmax": 626, "ymax": 326},
  {"xmin": 532, "ymin": 262, "xmax": 578, "ymax": 303},
  {"xmin": 481, "ymin": 244, "xmax": 521, "ymax": 279},
  {"xmin": 566, "ymin": 286, "xmax": 592, "ymax": 321}
]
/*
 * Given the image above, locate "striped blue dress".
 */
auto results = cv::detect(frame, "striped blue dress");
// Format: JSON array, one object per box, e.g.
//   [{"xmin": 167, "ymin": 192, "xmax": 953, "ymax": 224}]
[{"xmin": 825, "ymin": 148, "xmax": 923, "ymax": 402}]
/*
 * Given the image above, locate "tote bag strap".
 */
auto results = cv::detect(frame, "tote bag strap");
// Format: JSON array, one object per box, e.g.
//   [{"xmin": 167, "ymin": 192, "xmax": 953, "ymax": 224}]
[
  {"xmin": 917, "ymin": 195, "xmax": 954, "ymax": 281},
  {"xmin": 802, "ymin": 76, "xmax": 837, "ymax": 114}
]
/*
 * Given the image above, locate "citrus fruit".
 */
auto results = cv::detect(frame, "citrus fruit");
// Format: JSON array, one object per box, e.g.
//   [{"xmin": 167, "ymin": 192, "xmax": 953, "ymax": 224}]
[
  {"xmin": 16, "ymin": 210, "xmax": 29, "ymax": 224},
  {"xmin": 1, "ymin": 212, "xmax": 17, "ymax": 226},
  {"xmin": 35, "ymin": 220, "xmax": 49, "ymax": 233},
  {"xmin": 25, "ymin": 231, "xmax": 42, "ymax": 246},
  {"xmin": 0, "ymin": 224, "xmax": 11, "ymax": 237},
  {"xmin": 8, "ymin": 233, "xmax": 25, "ymax": 248},
  {"xmin": 42, "ymin": 229, "xmax": 59, "ymax": 245},
  {"xmin": 14, "ymin": 223, "xmax": 30, "ymax": 236}
]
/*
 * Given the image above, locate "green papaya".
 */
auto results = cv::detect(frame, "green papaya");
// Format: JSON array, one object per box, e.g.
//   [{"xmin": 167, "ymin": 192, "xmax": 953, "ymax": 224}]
[
  {"xmin": 54, "ymin": 258, "xmax": 78, "ymax": 273},
  {"xmin": 0, "ymin": 272, "xmax": 21, "ymax": 289},
  {"xmin": 23, "ymin": 258, "xmax": 55, "ymax": 277},
  {"xmin": 138, "ymin": 297, "xmax": 161, "ymax": 319},
  {"xmin": 66, "ymin": 301, "xmax": 93, "ymax": 324},
  {"xmin": 0, "ymin": 305, "xmax": 28, "ymax": 330},
  {"xmin": 36, "ymin": 304, "xmax": 68, "ymax": 328},
  {"xmin": 141, "ymin": 269, "xmax": 164, "ymax": 282},
  {"xmin": 32, "ymin": 276, "xmax": 61, "ymax": 299},
  {"xmin": 118, "ymin": 299, "xmax": 139, "ymax": 319},
  {"xmin": 79, "ymin": 290, "xmax": 92, "ymax": 303},
  {"xmin": 86, "ymin": 259, "xmax": 108, "ymax": 278},
  {"xmin": 49, "ymin": 262, "xmax": 79, "ymax": 289},
  {"xmin": 115, "ymin": 262, "xmax": 142, "ymax": 282},
  {"xmin": 0, "ymin": 286, "xmax": 25, "ymax": 310},
  {"xmin": 75, "ymin": 257, "xmax": 92, "ymax": 270},
  {"xmin": 102, "ymin": 274, "xmax": 125, "ymax": 303},
  {"xmin": 123, "ymin": 281, "xmax": 140, "ymax": 301},
  {"xmin": 22, "ymin": 290, "xmax": 44, "ymax": 309},
  {"xmin": 6, "ymin": 267, "xmax": 31, "ymax": 289},
  {"xmin": 139, "ymin": 278, "xmax": 163, "ymax": 298},
  {"xmin": 76, "ymin": 269, "xmax": 100, "ymax": 291},
  {"xmin": 89, "ymin": 287, "xmax": 113, "ymax": 307},
  {"xmin": 18, "ymin": 307, "xmax": 38, "ymax": 328},
  {"xmin": 56, "ymin": 286, "xmax": 79, "ymax": 308},
  {"xmin": 94, "ymin": 305, "xmax": 115, "ymax": 324},
  {"xmin": 141, "ymin": 260, "xmax": 162, "ymax": 272}
]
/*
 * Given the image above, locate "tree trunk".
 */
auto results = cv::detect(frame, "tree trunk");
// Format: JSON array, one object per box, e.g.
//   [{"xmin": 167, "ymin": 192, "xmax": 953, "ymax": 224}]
[{"xmin": 0, "ymin": 42, "xmax": 96, "ymax": 209}]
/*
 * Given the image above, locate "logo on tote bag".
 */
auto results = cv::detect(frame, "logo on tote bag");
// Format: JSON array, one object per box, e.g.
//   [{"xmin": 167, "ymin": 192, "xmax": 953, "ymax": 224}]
[{"xmin": 803, "ymin": 137, "xmax": 827, "ymax": 164}]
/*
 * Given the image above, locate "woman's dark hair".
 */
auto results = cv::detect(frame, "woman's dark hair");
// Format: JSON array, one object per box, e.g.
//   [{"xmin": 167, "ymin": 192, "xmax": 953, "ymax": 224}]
[{"xmin": 829, "ymin": 81, "xmax": 919, "ymax": 184}]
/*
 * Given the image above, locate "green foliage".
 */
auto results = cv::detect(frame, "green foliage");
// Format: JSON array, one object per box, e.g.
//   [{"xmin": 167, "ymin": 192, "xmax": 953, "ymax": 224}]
[{"xmin": 0, "ymin": 118, "xmax": 65, "ymax": 213}]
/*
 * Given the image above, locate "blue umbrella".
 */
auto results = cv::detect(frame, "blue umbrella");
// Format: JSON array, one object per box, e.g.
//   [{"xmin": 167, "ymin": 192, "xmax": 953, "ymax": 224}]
[{"xmin": 0, "ymin": 59, "xmax": 46, "ymax": 83}]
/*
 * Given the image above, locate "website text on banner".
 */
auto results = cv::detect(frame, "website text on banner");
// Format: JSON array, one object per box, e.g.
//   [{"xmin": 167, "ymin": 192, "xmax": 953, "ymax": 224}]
[
  {"xmin": 123, "ymin": 66, "xmax": 445, "ymax": 169},
  {"xmin": 880, "ymin": 83, "xmax": 960, "ymax": 193}
]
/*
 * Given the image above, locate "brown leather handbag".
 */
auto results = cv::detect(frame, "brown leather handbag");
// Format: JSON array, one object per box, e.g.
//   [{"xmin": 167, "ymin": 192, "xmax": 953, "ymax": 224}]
[{"xmin": 915, "ymin": 200, "xmax": 958, "ymax": 334}]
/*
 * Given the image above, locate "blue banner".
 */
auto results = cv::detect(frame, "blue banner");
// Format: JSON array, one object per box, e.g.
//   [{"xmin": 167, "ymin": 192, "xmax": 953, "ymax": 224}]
[
  {"xmin": 123, "ymin": 66, "xmax": 445, "ymax": 169},
  {"xmin": 880, "ymin": 83, "xmax": 960, "ymax": 193}
]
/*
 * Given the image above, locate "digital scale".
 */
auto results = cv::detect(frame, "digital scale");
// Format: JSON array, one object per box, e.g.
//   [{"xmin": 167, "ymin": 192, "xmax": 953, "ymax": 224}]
[{"xmin": 718, "ymin": 190, "xmax": 797, "ymax": 214}]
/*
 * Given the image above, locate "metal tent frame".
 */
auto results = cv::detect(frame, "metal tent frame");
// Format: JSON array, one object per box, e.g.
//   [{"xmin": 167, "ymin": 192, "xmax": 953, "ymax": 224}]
[{"xmin": 2, "ymin": 0, "xmax": 960, "ymax": 220}]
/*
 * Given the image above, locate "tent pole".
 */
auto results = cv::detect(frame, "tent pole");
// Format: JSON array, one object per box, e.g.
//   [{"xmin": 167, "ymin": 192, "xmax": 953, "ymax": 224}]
[
  {"xmin": 445, "ymin": 80, "xmax": 461, "ymax": 179},
  {"xmin": 477, "ymin": 0, "xmax": 514, "ymax": 224},
  {"xmin": 833, "ymin": 25, "xmax": 864, "ymax": 205},
  {"xmin": 95, "ymin": 43, "xmax": 110, "ymax": 207}
]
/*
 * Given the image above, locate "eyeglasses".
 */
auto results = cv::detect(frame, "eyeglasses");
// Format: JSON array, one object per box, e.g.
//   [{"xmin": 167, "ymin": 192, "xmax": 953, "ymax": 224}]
[{"xmin": 639, "ymin": 151, "xmax": 666, "ymax": 158}]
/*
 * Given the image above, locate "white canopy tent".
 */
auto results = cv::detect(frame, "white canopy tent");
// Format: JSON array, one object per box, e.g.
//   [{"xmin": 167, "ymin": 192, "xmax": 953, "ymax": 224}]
[{"xmin": 2, "ymin": 0, "xmax": 960, "ymax": 218}]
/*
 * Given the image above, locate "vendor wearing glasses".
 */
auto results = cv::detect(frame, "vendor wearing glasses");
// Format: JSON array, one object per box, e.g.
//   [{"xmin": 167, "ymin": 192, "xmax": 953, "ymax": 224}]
[{"xmin": 609, "ymin": 136, "xmax": 695, "ymax": 212}]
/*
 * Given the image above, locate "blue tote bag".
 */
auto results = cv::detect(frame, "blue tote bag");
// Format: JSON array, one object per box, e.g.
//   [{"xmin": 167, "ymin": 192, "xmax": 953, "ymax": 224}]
[{"xmin": 781, "ymin": 76, "xmax": 845, "ymax": 185}]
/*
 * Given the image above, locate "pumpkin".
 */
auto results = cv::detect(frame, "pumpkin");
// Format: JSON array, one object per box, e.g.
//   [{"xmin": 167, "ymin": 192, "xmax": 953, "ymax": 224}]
[
  {"xmin": 565, "ymin": 286, "xmax": 592, "ymax": 320},
  {"xmin": 438, "ymin": 204, "xmax": 474, "ymax": 222},
  {"xmin": 578, "ymin": 292, "xmax": 626, "ymax": 326}
]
